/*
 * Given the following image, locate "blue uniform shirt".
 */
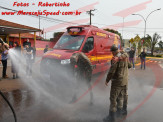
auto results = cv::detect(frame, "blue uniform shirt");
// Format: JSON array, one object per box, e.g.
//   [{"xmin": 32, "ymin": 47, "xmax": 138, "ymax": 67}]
[{"xmin": 1, "ymin": 50, "xmax": 8, "ymax": 60}]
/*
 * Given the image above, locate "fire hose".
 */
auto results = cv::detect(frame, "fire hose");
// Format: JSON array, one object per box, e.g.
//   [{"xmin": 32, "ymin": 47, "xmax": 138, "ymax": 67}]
[
  {"xmin": 0, "ymin": 90, "xmax": 17, "ymax": 122},
  {"xmin": 0, "ymin": 38, "xmax": 17, "ymax": 121}
]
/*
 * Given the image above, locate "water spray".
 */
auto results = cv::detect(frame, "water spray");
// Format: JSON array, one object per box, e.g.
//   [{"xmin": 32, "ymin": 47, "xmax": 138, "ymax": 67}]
[{"xmin": 0, "ymin": 38, "xmax": 17, "ymax": 122}]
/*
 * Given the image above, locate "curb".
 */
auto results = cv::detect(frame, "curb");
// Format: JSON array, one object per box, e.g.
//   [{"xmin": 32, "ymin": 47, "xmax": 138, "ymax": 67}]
[
  {"xmin": 135, "ymin": 60, "xmax": 151, "ymax": 66},
  {"xmin": 146, "ymin": 57, "xmax": 163, "ymax": 60}
]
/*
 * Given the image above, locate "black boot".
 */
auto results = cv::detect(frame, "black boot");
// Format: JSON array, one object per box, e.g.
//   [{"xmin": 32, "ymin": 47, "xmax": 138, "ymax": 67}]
[
  {"xmin": 122, "ymin": 106, "xmax": 127, "ymax": 116},
  {"xmin": 116, "ymin": 108, "xmax": 122, "ymax": 118},
  {"xmin": 103, "ymin": 111, "xmax": 116, "ymax": 122},
  {"xmin": 89, "ymin": 90, "xmax": 93, "ymax": 106}
]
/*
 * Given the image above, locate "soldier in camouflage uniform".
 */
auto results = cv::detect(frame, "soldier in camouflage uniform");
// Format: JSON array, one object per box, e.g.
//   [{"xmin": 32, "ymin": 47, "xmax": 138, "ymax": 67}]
[
  {"xmin": 118, "ymin": 50, "xmax": 130, "ymax": 117},
  {"xmin": 70, "ymin": 52, "xmax": 93, "ymax": 104},
  {"xmin": 104, "ymin": 45, "xmax": 130, "ymax": 122}
]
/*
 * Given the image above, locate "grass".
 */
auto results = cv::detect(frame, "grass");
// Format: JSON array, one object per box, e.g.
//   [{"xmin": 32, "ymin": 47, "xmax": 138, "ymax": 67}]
[{"xmin": 146, "ymin": 56, "xmax": 163, "ymax": 59}]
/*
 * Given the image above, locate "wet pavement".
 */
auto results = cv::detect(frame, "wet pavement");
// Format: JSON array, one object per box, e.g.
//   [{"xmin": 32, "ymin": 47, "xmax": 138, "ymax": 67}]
[{"xmin": 0, "ymin": 59, "xmax": 163, "ymax": 122}]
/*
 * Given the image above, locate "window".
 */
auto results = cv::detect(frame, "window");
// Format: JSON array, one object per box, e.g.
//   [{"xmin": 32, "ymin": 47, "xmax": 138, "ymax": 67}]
[
  {"xmin": 82, "ymin": 37, "xmax": 94, "ymax": 52},
  {"xmin": 54, "ymin": 35, "xmax": 85, "ymax": 50}
]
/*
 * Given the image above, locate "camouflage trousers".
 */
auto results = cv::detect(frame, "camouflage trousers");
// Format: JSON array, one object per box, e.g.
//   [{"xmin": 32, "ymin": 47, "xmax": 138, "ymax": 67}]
[
  {"xmin": 72, "ymin": 70, "xmax": 93, "ymax": 103},
  {"xmin": 109, "ymin": 85, "xmax": 127, "ymax": 112}
]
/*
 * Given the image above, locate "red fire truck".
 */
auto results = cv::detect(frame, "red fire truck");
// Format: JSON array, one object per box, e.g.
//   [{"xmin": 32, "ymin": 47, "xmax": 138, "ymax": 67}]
[{"xmin": 40, "ymin": 25, "xmax": 121, "ymax": 77}]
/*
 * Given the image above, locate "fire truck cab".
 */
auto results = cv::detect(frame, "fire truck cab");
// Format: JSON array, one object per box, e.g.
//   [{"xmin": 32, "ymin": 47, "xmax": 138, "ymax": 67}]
[{"xmin": 40, "ymin": 25, "xmax": 121, "ymax": 76}]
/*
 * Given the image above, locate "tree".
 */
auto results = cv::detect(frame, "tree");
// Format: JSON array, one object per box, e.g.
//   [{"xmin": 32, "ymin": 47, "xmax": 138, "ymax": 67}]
[
  {"xmin": 53, "ymin": 32, "xmax": 64, "ymax": 38},
  {"xmin": 144, "ymin": 33, "xmax": 161, "ymax": 56},
  {"xmin": 143, "ymin": 36, "xmax": 151, "ymax": 49},
  {"xmin": 129, "ymin": 38, "xmax": 134, "ymax": 44},
  {"xmin": 158, "ymin": 41, "xmax": 163, "ymax": 49},
  {"xmin": 137, "ymin": 38, "xmax": 143, "ymax": 55}
]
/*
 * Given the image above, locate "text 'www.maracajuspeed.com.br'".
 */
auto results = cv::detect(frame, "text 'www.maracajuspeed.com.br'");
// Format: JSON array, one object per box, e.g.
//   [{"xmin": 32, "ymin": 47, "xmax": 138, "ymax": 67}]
[{"xmin": 1, "ymin": 10, "xmax": 82, "ymax": 16}]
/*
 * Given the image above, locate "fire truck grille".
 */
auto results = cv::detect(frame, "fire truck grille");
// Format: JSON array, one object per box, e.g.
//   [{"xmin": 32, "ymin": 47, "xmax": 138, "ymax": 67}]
[{"xmin": 40, "ymin": 58, "xmax": 72, "ymax": 74}]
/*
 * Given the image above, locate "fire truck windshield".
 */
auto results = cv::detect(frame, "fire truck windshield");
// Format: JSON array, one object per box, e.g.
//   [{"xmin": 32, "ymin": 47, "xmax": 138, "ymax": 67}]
[{"xmin": 54, "ymin": 35, "xmax": 85, "ymax": 50}]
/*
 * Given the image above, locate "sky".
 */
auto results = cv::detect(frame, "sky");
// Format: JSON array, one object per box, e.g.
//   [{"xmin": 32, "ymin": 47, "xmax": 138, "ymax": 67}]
[{"xmin": 0, "ymin": 0, "xmax": 163, "ymax": 40}]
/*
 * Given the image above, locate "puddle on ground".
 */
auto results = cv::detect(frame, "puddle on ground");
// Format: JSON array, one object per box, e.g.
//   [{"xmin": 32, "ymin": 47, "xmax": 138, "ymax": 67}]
[{"xmin": 0, "ymin": 89, "xmax": 35, "ymax": 122}]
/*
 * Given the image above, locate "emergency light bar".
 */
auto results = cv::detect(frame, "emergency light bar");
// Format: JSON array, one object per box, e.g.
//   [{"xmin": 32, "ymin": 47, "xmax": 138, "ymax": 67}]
[{"xmin": 67, "ymin": 27, "xmax": 84, "ymax": 33}]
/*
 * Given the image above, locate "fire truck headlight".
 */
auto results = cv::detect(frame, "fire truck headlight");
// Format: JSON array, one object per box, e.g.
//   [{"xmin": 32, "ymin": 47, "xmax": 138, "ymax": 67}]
[{"xmin": 61, "ymin": 59, "xmax": 70, "ymax": 65}]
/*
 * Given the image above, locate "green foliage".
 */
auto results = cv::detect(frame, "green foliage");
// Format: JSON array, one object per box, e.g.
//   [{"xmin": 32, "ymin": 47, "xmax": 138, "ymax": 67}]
[
  {"xmin": 158, "ymin": 41, "xmax": 163, "ymax": 49},
  {"xmin": 156, "ymin": 54, "xmax": 162, "ymax": 57},
  {"xmin": 39, "ymin": 39, "xmax": 50, "ymax": 41},
  {"xmin": 146, "ymin": 55, "xmax": 163, "ymax": 58},
  {"xmin": 143, "ymin": 36, "xmax": 152, "ymax": 49},
  {"xmin": 146, "ymin": 55, "xmax": 155, "ymax": 57},
  {"xmin": 132, "ymin": 43, "xmax": 136, "ymax": 48},
  {"xmin": 137, "ymin": 38, "xmax": 142, "ymax": 55},
  {"xmin": 43, "ymin": 39, "xmax": 50, "ymax": 41},
  {"xmin": 144, "ymin": 33, "xmax": 161, "ymax": 56},
  {"xmin": 53, "ymin": 32, "xmax": 64, "ymax": 38}
]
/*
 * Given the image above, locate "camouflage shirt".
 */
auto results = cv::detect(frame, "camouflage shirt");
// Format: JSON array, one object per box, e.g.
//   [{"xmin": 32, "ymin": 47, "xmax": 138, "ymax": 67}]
[
  {"xmin": 70, "ymin": 52, "xmax": 93, "ymax": 81},
  {"xmin": 106, "ymin": 51, "xmax": 129, "ymax": 87}
]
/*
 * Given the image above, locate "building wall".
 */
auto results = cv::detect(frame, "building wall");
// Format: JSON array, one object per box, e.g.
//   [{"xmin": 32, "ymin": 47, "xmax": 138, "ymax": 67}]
[{"xmin": 35, "ymin": 40, "xmax": 57, "ymax": 56}]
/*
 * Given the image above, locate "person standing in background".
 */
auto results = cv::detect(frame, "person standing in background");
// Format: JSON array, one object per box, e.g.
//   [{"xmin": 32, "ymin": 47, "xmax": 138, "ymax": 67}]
[
  {"xmin": 0, "ymin": 38, "xmax": 9, "ymax": 79},
  {"xmin": 139, "ymin": 48, "xmax": 147, "ymax": 70},
  {"xmin": 25, "ymin": 44, "xmax": 33, "ymax": 77},
  {"xmin": 128, "ymin": 47, "xmax": 135, "ymax": 70},
  {"xmin": 1, "ymin": 43, "xmax": 9, "ymax": 79},
  {"xmin": 11, "ymin": 42, "xmax": 21, "ymax": 79},
  {"xmin": 44, "ymin": 45, "xmax": 48, "ymax": 53}
]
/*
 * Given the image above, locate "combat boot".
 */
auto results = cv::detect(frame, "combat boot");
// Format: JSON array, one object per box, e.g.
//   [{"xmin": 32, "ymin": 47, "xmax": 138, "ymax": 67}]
[
  {"xmin": 89, "ymin": 90, "xmax": 94, "ymax": 106},
  {"xmin": 116, "ymin": 108, "xmax": 122, "ymax": 118},
  {"xmin": 122, "ymin": 106, "xmax": 127, "ymax": 116},
  {"xmin": 103, "ymin": 111, "xmax": 116, "ymax": 122}
]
